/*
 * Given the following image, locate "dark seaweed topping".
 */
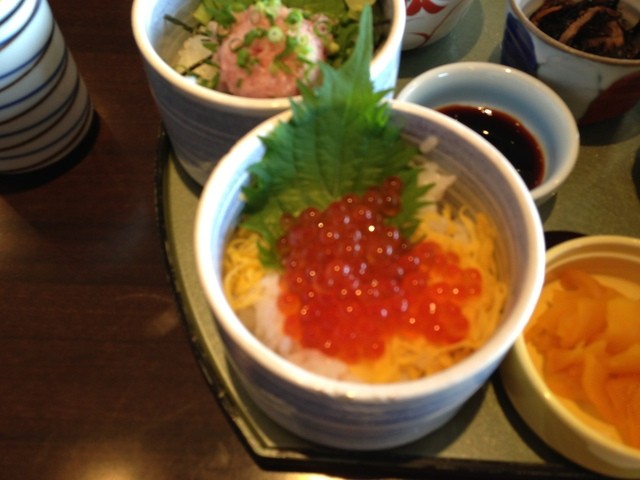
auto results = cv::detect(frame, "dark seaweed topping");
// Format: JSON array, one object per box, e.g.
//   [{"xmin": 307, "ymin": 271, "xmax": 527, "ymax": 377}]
[{"xmin": 530, "ymin": 0, "xmax": 640, "ymax": 59}]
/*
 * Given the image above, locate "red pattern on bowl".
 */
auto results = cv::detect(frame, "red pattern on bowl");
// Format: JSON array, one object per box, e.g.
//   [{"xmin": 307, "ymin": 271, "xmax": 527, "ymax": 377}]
[{"xmin": 403, "ymin": 0, "xmax": 475, "ymax": 50}]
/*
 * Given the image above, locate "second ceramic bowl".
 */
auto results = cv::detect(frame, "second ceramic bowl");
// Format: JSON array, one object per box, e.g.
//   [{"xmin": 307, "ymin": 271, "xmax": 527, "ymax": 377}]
[{"xmin": 132, "ymin": 0, "xmax": 406, "ymax": 185}]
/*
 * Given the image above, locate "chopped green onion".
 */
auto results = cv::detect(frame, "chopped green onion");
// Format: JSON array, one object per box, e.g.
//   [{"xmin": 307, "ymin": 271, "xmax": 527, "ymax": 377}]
[
  {"xmin": 246, "ymin": 27, "xmax": 266, "ymax": 45},
  {"xmin": 267, "ymin": 26, "xmax": 284, "ymax": 43},
  {"xmin": 236, "ymin": 48, "xmax": 251, "ymax": 68},
  {"xmin": 286, "ymin": 10, "xmax": 303, "ymax": 25}
]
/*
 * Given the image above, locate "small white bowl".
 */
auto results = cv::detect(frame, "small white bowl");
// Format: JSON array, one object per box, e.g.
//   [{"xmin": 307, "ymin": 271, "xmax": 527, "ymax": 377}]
[
  {"xmin": 396, "ymin": 61, "xmax": 579, "ymax": 206},
  {"xmin": 194, "ymin": 100, "xmax": 545, "ymax": 450},
  {"xmin": 131, "ymin": 0, "xmax": 406, "ymax": 185},
  {"xmin": 501, "ymin": 235, "xmax": 640, "ymax": 478},
  {"xmin": 502, "ymin": 0, "xmax": 640, "ymax": 125}
]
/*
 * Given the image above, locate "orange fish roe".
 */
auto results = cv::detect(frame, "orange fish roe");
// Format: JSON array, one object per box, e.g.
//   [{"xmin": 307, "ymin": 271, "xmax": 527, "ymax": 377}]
[{"xmin": 276, "ymin": 177, "xmax": 483, "ymax": 364}]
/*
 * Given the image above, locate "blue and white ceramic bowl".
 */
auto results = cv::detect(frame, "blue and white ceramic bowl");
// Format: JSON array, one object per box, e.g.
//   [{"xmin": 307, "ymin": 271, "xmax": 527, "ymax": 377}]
[
  {"xmin": 194, "ymin": 101, "xmax": 545, "ymax": 450},
  {"xmin": 501, "ymin": 0, "xmax": 640, "ymax": 125},
  {"xmin": 132, "ymin": 0, "xmax": 406, "ymax": 186},
  {"xmin": 0, "ymin": 0, "xmax": 93, "ymax": 173},
  {"xmin": 396, "ymin": 61, "xmax": 579, "ymax": 206}
]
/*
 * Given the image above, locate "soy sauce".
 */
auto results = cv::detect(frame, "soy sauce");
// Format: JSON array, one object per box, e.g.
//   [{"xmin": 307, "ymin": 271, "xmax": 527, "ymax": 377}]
[{"xmin": 438, "ymin": 105, "xmax": 544, "ymax": 189}]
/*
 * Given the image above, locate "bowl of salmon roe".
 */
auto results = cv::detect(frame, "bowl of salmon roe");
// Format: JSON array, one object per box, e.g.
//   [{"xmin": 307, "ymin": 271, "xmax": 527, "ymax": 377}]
[
  {"xmin": 276, "ymin": 187, "xmax": 485, "ymax": 364},
  {"xmin": 195, "ymin": 100, "xmax": 546, "ymax": 450}
]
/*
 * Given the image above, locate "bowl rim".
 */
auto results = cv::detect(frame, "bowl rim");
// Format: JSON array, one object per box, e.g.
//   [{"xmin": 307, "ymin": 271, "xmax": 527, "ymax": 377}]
[
  {"xmin": 396, "ymin": 61, "xmax": 580, "ymax": 204},
  {"xmin": 194, "ymin": 99, "xmax": 546, "ymax": 402},
  {"xmin": 508, "ymin": 0, "xmax": 640, "ymax": 67},
  {"xmin": 130, "ymin": 0, "xmax": 406, "ymax": 114},
  {"xmin": 511, "ymin": 234, "xmax": 640, "ymax": 457}
]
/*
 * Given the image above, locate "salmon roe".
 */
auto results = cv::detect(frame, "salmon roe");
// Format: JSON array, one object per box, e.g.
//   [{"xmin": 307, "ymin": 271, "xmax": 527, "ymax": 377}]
[{"xmin": 276, "ymin": 177, "xmax": 482, "ymax": 364}]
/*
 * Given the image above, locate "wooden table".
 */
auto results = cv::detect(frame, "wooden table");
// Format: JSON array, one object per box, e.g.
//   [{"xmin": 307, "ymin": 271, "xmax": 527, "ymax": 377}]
[
  {"xmin": 1, "ymin": 1, "xmax": 638, "ymax": 479},
  {"xmin": 0, "ymin": 1, "xmax": 294, "ymax": 478}
]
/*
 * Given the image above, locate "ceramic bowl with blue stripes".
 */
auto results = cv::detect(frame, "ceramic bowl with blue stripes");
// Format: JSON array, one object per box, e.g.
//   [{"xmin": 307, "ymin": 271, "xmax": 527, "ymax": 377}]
[
  {"xmin": 131, "ymin": 0, "xmax": 406, "ymax": 186},
  {"xmin": 194, "ymin": 101, "xmax": 545, "ymax": 450},
  {"xmin": 0, "ymin": 0, "xmax": 93, "ymax": 173}
]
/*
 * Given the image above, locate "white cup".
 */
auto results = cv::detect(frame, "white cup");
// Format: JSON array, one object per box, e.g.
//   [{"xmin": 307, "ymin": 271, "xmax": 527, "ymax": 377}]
[
  {"xmin": 0, "ymin": 0, "xmax": 94, "ymax": 173},
  {"xmin": 402, "ymin": 0, "xmax": 475, "ymax": 50}
]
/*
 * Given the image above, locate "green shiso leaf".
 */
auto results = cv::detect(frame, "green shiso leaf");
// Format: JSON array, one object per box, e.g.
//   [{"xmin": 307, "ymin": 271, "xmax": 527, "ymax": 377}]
[{"xmin": 240, "ymin": 6, "xmax": 427, "ymax": 268}]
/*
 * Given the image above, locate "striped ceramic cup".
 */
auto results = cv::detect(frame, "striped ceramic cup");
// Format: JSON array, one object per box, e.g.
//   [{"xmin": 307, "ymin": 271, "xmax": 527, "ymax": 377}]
[{"xmin": 0, "ymin": 0, "xmax": 94, "ymax": 173}]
